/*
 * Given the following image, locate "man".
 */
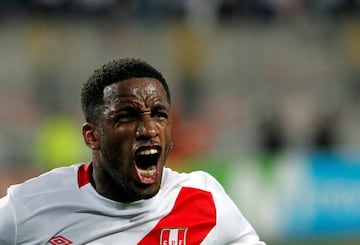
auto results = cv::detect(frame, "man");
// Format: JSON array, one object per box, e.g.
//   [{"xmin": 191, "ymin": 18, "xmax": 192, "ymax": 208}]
[{"xmin": 0, "ymin": 58, "xmax": 265, "ymax": 244}]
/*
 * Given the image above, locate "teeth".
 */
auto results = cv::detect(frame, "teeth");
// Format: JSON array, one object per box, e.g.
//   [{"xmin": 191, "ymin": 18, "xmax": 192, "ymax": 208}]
[
  {"xmin": 137, "ymin": 148, "xmax": 158, "ymax": 156},
  {"xmin": 138, "ymin": 166, "xmax": 156, "ymax": 176}
]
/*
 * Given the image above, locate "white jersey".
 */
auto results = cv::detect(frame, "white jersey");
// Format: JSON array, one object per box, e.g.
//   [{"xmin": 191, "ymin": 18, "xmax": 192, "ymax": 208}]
[{"xmin": 0, "ymin": 163, "xmax": 265, "ymax": 245}]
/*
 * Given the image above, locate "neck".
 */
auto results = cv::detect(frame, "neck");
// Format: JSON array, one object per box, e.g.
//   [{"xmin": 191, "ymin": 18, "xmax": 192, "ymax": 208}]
[{"xmin": 90, "ymin": 162, "xmax": 138, "ymax": 203}]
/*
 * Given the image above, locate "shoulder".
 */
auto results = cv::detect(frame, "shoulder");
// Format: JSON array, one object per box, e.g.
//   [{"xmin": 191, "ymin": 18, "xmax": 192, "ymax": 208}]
[
  {"xmin": 0, "ymin": 195, "xmax": 16, "ymax": 244},
  {"xmin": 0, "ymin": 164, "xmax": 83, "ymax": 243},
  {"xmin": 7, "ymin": 164, "xmax": 81, "ymax": 203},
  {"xmin": 162, "ymin": 168, "xmax": 224, "ymax": 193},
  {"xmin": 162, "ymin": 169, "xmax": 265, "ymax": 244}
]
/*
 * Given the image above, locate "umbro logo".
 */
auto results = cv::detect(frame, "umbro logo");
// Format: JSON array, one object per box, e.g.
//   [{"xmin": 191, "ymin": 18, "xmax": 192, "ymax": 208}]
[
  {"xmin": 160, "ymin": 227, "xmax": 187, "ymax": 245},
  {"xmin": 49, "ymin": 235, "xmax": 73, "ymax": 245}
]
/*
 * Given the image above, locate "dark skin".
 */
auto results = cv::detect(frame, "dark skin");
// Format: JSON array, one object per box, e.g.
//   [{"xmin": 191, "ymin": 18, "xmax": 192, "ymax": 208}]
[{"xmin": 82, "ymin": 78, "xmax": 173, "ymax": 203}]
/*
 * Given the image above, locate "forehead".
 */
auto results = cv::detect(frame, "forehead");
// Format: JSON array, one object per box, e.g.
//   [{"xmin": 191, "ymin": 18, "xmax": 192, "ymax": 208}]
[{"xmin": 103, "ymin": 77, "xmax": 168, "ymax": 105}]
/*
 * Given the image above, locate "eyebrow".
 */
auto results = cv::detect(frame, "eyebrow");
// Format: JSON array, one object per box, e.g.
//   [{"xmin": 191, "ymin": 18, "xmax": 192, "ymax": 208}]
[
  {"xmin": 152, "ymin": 103, "xmax": 170, "ymax": 111},
  {"xmin": 114, "ymin": 102, "xmax": 170, "ymax": 114}
]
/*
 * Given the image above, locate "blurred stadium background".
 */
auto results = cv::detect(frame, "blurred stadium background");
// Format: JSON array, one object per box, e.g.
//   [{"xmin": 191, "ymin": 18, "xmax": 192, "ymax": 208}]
[{"xmin": 1, "ymin": 1, "xmax": 360, "ymax": 244}]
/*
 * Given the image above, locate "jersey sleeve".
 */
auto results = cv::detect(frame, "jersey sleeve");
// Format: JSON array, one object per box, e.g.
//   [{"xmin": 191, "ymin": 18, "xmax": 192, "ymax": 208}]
[
  {"xmin": 205, "ymin": 173, "xmax": 266, "ymax": 245},
  {"xmin": 0, "ymin": 193, "xmax": 17, "ymax": 245}
]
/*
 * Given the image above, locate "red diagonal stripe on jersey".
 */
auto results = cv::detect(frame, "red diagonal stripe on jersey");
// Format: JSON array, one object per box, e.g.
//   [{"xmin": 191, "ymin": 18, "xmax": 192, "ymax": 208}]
[
  {"xmin": 138, "ymin": 187, "xmax": 216, "ymax": 244},
  {"xmin": 78, "ymin": 162, "xmax": 91, "ymax": 188}
]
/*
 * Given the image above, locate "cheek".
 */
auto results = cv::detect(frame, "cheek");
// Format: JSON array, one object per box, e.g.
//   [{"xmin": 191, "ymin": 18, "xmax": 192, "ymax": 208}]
[
  {"xmin": 166, "ymin": 121, "xmax": 172, "ymax": 138},
  {"xmin": 166, "ymin": 127, "xmax": 172, "ymax": 141},
  {"xmin": 116, "ymin": 125, "xmax": 136, "ymax": 138},
  {"xmin": 158, "ymin": 121, "xmax": 171, "ymax": 138},
  {"xmin": 109, "ymin": 122, "xmax": 137, "ymax": 139},
  {"xmin": 162, "ymin": 125, "xmax": 173, "ymax": 148},
  {"xmin": 100, "ymin": 126, "xmax": 135, "ymax": 156}
]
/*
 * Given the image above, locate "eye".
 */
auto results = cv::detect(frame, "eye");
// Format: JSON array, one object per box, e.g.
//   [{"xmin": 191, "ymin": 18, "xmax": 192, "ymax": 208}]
[
  {"xmin": 152, "ymin": 110, "xmax": 168, "ymax": 120},
  {"xmin": 116, "ymin": 112, "xmax": 138, "ymax": 123}
]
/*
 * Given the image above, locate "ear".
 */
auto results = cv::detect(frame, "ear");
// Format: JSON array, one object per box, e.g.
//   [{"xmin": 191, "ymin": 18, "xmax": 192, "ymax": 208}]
[{"xmin": 82, "ymin": 122, "xmax": 100, "ymax": 150}]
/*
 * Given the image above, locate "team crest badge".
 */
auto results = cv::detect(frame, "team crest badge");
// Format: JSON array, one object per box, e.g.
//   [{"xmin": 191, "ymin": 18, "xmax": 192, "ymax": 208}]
[
  {"xmin": 48, "ymin": 235, "xmax": 73, "ymax": 245},
  {"xmin": 160, "ymin": 227, "xmax": 188, "ymax": 245}
]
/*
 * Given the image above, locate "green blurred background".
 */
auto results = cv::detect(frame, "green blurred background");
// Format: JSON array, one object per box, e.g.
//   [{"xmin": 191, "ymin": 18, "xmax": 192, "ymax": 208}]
[{"xmin": 1, "ymin": 1, "xmax": 360, "ymax": 244}]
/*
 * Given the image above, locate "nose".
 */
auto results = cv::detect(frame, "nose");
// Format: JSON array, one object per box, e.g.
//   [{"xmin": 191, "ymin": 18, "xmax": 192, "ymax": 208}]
[{"xmin": 135, "ymin": 115, "xmax": 158, "ymax": 140}]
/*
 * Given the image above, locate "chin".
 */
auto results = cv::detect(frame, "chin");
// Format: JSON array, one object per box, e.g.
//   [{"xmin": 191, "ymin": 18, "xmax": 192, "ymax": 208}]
[{"xmin": 135, "ymin": 182, "xmax": 161, "ymax": 200}]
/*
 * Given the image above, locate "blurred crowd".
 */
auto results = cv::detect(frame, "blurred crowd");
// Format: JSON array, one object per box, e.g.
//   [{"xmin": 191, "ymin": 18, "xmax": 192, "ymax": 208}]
[
  {"xmin": 0, "ymin": 0, "xmax": 359, "ymax": 22},
  {"xmin": 0, "ymin": 0, "xmax": 359, "ymax": 183}
]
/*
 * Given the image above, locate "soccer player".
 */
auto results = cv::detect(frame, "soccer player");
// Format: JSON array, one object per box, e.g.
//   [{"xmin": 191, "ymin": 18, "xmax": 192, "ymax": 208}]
[{"xmin": 0, "ymin": 58, "xmax": 266, "ymax": 244}]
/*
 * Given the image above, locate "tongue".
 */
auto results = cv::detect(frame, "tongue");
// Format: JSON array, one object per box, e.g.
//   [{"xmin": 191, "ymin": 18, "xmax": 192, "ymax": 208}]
[{"xmin": 135, "ymin": 165, "xmax": 158, "ymax": 184}]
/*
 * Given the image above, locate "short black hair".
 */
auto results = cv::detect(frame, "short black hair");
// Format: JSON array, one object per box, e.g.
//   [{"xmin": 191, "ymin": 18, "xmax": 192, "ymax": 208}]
[{"xmin": 81, "ymin": 58, "xmax": 171, "ymax": 123}]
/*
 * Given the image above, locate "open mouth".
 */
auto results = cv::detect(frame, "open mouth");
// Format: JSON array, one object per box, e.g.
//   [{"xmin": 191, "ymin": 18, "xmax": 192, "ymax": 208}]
[{"xmin": 134, "ymin": 146, "xmax": 161, "ymax": 184}]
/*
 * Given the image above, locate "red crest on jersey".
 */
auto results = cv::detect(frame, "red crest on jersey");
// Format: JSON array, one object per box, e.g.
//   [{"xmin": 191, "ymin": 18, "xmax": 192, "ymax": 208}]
[{"xmin": 160, "ymin": 228, "xmax": 187, "ymax": 245}]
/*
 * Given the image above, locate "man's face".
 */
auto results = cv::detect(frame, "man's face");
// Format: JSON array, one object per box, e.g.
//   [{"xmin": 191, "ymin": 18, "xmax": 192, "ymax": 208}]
[{"xmin": 94, "ymin": 77, "xmax": 172, "ymax": 202}]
